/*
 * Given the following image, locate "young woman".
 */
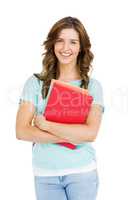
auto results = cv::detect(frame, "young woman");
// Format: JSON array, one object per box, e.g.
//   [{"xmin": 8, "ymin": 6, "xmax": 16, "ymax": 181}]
[{"xmin": 16, "ymin": 16, "xmax": 104, "ymax": 200}]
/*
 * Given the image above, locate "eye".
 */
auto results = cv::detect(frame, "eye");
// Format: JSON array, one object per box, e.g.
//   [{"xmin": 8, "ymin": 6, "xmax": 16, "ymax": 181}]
[
  {"xmin": 71, "ymin": 41, "xmax": 76, "ymax": 44},
  {"xmin": 70, "ymin": 40, "xmax": 79, "ymax": 45},
  {"xmin": 56, "ymin": 39, "xmax": 63, "ymax": 43}
]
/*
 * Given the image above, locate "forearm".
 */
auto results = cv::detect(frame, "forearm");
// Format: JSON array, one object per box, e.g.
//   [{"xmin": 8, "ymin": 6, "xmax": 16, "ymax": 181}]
[
  {"xmin": 46, "ymin": 121, "xmax": 97, "ymax": 144},
  {"xmin": 16, "ymin": 125, "xmax": 68, "ymax": 144}
]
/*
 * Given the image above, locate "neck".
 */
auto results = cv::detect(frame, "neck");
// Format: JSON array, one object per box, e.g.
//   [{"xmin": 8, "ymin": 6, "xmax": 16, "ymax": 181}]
[{"xmin": 58, "ymin": 63, "xmax": 81, "ymax": 81}]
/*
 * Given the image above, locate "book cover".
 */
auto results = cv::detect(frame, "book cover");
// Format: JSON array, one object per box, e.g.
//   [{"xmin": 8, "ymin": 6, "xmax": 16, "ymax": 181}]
[{"xmin": 43, "ymin": 79, "xmax": 93, "ymax": 149}]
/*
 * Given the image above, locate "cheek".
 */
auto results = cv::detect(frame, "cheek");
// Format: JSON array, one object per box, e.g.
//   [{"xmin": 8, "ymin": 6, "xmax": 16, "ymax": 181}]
[
  {"xmin": 73, "ymin": 47, "xmax": 80, "ymax": 56},
  {"xmin": 54, "ymin": 44, "xmax": 61, "ymax": 52},
  {"xmin": 72, "ymin": 44, "xmax": 80, "ymax": 53}
]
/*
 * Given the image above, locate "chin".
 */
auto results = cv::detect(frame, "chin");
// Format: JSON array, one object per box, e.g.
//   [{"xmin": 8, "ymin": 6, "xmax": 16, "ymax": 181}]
[
  {"xmin": 60, "ymin": 61, "xmax": 72, "ymax": 65},
  {"xmin": 58, "ymin": 58, "xmax": 74, "ymax": 65}
]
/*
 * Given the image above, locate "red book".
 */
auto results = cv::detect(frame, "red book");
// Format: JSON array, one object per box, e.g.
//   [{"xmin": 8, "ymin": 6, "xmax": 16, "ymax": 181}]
[{"xmin": 43, "ymin": 79, "xmax": 93, "ymax": 149}]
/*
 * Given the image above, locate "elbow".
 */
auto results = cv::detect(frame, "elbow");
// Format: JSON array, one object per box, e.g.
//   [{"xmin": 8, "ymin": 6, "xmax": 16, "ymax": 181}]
[
  {"xmin": 86, "ymin": 125, "xmax": 99, "ymax": 142},
  {"xmin": 16, "ymin": 130, "xmax": 23, "ymax": 140},
  {"xmin": 75, "ymin": 131, "xmax": 97, "ymax": 144},
  {"xmin": 16, "ymin": 126, "xmax": 26, "ymax": 141},
  {"xmin": 16, "ymin": 132, "xmax": 19, "ymax": 140},
  {"xmin": 16, "ymin": 135, "xmax": 22, "ymax": 140},
  {"xmin": 85, "ymin": 130, "xmax": 98, "ymax": 142},
  {"xmin": 16, "ymin": 124, "xmax": 33, "ymax": 141},
  {"xmin": 89, "ymin": 134, "xmax": 97, "ymax": 142},
  {"xmin": 16, "ymin": 122, "xmax": 22, "ymax": 140}
]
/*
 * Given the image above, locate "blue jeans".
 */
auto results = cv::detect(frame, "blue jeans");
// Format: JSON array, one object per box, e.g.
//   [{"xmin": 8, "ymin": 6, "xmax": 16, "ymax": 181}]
[{"xmin": 34, "ymin": 170, "xmax": 99, "ymax": 200}]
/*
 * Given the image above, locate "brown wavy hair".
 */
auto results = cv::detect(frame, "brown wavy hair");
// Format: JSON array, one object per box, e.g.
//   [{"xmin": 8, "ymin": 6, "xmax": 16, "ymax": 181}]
[{"xmin": 34, "ymin": 16, "xmax": 94, "ymax": 99}]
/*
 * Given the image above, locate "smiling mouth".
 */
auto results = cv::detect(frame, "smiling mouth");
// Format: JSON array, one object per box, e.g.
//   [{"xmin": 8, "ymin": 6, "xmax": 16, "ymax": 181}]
[{"xmin": 60, "ymin": 53, "xmax": 72, "ymax": 57}]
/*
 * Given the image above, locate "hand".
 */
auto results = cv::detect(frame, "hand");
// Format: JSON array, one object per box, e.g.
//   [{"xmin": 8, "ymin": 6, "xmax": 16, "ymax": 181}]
[{"xmin": 34, "ymin": 114, "xmax": 49, "ymax": 131}]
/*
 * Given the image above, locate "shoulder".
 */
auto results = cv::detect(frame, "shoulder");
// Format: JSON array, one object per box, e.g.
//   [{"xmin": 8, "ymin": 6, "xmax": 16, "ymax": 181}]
[
  {"xmin": 25, "ymin": 74, "xmax": 39, "ymax": 83},
  {"xmin": 88, "ymin": 78, "xmax": 103, "ymax": 92},
  {"xmin": 88, "ymin": 78, "xmax": 104, "ymax": 112},
  {"xmin": 19, "ymin": 75, "xmax": 41, "ymax": 106},
  {"xmin": 23, "ymin": 75, "xmax": 41, "ymax": 90}
]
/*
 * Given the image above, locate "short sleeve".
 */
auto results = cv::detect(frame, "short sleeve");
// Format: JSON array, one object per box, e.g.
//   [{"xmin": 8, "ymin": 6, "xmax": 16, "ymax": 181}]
[
  {"xmin": 19, "ymin": 75, "xmax": 39, "ymax": 109},
  {"xmin": 89, "ymin": 79, "xmax": 105, "ymax": 113}
]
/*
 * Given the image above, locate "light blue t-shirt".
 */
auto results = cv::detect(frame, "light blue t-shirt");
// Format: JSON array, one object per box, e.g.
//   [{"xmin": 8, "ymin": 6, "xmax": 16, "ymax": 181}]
[{"xmin": 19, "ymin": 75, "xmax": 104, "ymax": 176}]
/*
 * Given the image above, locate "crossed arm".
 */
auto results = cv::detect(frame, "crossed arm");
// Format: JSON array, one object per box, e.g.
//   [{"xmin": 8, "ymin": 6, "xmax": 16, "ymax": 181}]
[
  {"xmin": 16, "ymin": 102, "xmax": 103, "ymax": 144},
  {"xmin": 34, "ymin": 104, "xmax": 103, "ymax": 144}
]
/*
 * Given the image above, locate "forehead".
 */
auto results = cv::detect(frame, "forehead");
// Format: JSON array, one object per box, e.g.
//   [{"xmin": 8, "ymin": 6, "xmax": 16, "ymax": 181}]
[{"xmin": 58, "ymin": 28, "xmax": 79, "ymax": 40}]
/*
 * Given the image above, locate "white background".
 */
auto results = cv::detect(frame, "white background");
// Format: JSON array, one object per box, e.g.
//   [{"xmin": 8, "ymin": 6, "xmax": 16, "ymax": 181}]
[{"xmin": 0, "ymin": 0, "xmax": 131, "ymax": 199}]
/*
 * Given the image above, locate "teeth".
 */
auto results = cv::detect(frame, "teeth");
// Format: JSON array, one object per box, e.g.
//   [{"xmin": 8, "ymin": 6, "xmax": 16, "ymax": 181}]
[{"xmin": 61, "ymin": 53, "xmax": 71, "ymax": 56}]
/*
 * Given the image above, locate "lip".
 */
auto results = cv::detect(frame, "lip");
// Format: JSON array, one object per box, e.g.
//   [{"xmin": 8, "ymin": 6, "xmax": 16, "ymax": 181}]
[{"xmin": 60, "ymin": 53, "xmax": 72, "ymax": 57}]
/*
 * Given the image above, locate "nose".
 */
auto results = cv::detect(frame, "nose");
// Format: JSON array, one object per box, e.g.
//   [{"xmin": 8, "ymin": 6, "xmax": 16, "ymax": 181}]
[{"xmin": 62, "ymin": 42, "xmax": 70, "ymax": 51}]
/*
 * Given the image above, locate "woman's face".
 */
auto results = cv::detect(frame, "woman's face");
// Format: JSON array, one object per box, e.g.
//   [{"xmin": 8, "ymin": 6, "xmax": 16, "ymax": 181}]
[{"xmin": 54, "ymin": 28, "xmax": 80, "ymax": 66}]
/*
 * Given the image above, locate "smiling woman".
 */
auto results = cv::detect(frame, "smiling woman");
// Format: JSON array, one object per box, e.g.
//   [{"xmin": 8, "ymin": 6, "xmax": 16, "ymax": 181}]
[
  {"xmin": 16, "ymin": 16, "xmax": 104, "ymax": 200},
  {"xmin": 34, "ymin": 16, "xmax": 94, "ymax": 98},
  {"xmin": 54, "ymin": 28, "xmax": 80, "ymax": 67}
]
